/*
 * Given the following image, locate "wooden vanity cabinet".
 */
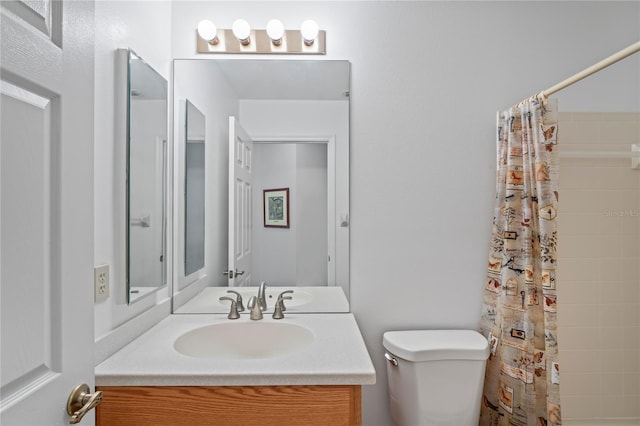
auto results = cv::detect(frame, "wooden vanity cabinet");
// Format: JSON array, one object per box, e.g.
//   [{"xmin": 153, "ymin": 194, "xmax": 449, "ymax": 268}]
[{"xmin": 96, "ymin": 384, "xmax": 361, "ymax": 426}]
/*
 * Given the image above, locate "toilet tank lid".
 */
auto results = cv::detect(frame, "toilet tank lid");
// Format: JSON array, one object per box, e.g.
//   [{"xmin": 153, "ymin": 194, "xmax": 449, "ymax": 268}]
[{"xmin": 383, "ymin": 330, "xmax": 490, "ymax": 362}]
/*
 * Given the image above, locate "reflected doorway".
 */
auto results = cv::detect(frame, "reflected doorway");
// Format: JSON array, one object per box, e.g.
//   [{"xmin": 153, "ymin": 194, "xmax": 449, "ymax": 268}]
[{"xmin": 252, "ymin": 142, "xmax": 328, "ymax": 286}]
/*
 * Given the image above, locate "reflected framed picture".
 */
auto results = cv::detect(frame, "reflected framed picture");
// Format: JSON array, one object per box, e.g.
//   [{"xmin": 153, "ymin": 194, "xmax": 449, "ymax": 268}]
[{"xmin": 263, "ymin": 187, "xmax": 290, "ymax": 228}]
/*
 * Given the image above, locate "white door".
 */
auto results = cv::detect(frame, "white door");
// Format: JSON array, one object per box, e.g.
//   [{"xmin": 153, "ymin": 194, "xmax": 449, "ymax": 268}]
[
  {"xmin": 1, "ymin": 1, "xmax": 96, "ymax": 425},
  {"xmin": 227, "ymin": 117, "xmax": 252, "ymax": 287}
]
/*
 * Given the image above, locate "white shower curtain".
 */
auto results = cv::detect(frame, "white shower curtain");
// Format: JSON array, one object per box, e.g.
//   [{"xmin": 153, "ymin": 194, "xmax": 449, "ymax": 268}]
[{"xmin": 480, "ymin": 97, "xmax": 562, "ymax": 426}]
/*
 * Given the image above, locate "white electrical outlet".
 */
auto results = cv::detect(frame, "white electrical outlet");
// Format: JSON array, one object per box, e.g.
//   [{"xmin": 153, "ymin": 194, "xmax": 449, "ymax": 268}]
[{"xmin": 94, "ymin": 264, "xmax": 110, "ymax": 303}]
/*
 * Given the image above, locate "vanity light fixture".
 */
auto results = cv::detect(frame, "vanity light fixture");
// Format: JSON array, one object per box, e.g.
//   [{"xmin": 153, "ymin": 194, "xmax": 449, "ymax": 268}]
[
  {"xmin": 300, "ymin": 20, "xmax": 319, "ymax": 46},
  {"xmin": 266, "ymin": 19, "xmax": 285, "ymax": 46},
  {"xmin": 197, "ymin": 20, "xmax": 219, "ymax": 45},
  {"xmin": 195, "ymin": 19, "xmax": 325, "ymax": 55},
  {"xmin": 232, "ymin": 19, "xmax": 252, "ymax": 46}
]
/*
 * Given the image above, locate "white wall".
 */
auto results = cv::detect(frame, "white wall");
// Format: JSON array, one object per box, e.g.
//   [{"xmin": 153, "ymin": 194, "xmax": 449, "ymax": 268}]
[
  {"xmin": 171, "ymin": 3, "xmax": 640, "ymax": 424},
  {"xmin": 94, "ymin": 1, "xmax": 172, "ymax": 342}
]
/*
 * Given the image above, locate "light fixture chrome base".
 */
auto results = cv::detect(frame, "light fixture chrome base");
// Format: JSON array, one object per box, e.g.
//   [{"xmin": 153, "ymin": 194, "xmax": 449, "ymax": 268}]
[{"xmin": 197, "ymin": 29, "xmax": 325, "ymax": 55}]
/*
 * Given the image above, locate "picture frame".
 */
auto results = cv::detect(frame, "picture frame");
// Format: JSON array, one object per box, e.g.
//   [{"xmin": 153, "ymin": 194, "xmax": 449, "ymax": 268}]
[{"xmin": 263, "ymin": 187, "xmax": 290, "ymax": 228}]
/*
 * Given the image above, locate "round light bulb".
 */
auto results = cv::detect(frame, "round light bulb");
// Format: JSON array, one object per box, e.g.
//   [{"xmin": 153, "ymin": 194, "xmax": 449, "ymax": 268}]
[
  {"xmin": 197, "ymin": 20, "xmax": 218, "ymax": 44},
  {"xmin": 266, "ymin": 19, "xmax": 285, "ymax": 45},
  {"xmin": 232, "ymin": 19, "xmax": 251, "ymax": 45},
  {"xmin": 300, "ymin": 20, "xmax": 319, "ymax": 45}
]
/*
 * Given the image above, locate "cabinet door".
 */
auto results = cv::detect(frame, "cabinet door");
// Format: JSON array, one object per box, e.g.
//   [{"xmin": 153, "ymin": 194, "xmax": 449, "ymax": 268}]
[{"xmin": 97, "ymin": 385, "xmax": 361, "ymax": 426}]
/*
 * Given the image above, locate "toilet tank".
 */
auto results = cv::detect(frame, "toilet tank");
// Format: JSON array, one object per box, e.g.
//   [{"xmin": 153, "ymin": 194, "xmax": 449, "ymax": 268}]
[{"xmin": 383, "ymin": 330, "xmax": 490, "ymax": 426}]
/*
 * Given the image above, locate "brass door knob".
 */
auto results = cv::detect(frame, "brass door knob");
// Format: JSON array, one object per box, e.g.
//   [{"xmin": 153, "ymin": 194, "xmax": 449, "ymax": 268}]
[{"xmin": 66, "ymin": 384, "xmax": 103, "ymax": 424}]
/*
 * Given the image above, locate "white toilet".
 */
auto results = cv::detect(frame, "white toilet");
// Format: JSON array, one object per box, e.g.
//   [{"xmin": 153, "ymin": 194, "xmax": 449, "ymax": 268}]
[{"xmin": 383, "ymin": 329, "xmax": 490, "ymax": 426}]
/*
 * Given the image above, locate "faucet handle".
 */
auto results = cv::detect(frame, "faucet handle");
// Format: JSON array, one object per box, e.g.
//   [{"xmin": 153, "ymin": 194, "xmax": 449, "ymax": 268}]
[
  {"xmin": 226, "ymin": 290, "xmax": 245, "ymax": 311},
  {"xmin": 219, "ymin": 296, "xmax": 240, "ymax": 319},
  {"xmin": 276, "ymin": 290, "xmax": 294, "ymax": 311},
  {"xmin": 272, "ymin": 295, "xmax": 292, "ymax": 320}
]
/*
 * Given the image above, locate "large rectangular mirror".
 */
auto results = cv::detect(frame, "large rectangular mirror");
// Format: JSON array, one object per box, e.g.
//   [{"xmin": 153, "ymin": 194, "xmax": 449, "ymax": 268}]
[
  {"xmin": 117, "ymin": 49, "xmax": 168, "ymax": 304},
  {"xmin": 173, "ymin": 60, "xmax": 350, "ymax": 313}
]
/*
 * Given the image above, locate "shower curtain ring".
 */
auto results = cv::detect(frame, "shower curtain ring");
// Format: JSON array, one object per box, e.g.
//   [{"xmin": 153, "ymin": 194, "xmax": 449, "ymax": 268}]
[{"xmin": 535, "ymin": 91, "xmax": 548, "ymax": 106}]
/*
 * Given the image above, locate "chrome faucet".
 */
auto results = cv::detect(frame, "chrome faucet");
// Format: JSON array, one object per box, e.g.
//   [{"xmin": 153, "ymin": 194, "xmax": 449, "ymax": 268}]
[
  {"xmin": 257, "ymin": 281, "xmax": 267, "ymax": 311},
  {"xmin": 247, "ymin": 296, "xmax": 263, "ymax": 320}
]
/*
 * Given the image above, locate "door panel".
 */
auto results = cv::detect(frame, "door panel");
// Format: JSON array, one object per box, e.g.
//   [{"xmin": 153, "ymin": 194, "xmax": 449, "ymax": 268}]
[
  {"xmin": 1, "ymin": 83, "xmax": 60, "ymax": 392},
  {"xmin": 1, "ymin": 1, "xmax": 95, "ymax": 424},
  {"xmin": 1, "ymin": 0, "xmax": 62, "ymax": 44},
  {"xmin": 228, "ymin": 117, "xmax": 252, "ymax": 287}
]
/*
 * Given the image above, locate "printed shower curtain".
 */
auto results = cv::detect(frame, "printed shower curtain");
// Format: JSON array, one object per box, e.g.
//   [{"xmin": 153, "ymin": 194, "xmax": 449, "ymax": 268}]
[{"xmin": 479, "ymin": 97, "xmax": 561, "ymax": 426}]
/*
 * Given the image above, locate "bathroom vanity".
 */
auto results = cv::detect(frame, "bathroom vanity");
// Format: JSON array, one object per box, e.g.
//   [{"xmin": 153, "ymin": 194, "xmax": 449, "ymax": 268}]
[
  {"xmin": 94, "ymin": 56, "xmax": 364, "ymax": 425},
  {"xmin": 95, "ymin": 314, "xmax": 375, "ymax": 425}
]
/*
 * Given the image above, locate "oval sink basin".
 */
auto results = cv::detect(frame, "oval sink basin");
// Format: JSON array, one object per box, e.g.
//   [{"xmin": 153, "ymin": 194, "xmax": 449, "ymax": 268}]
[
  {"xmin": 173, "ymin": 322, "xmax": 314, "ymax": 359},
  {"xmin": 218, "ymin": 288, "xmax": 313, "ymax": 310}
]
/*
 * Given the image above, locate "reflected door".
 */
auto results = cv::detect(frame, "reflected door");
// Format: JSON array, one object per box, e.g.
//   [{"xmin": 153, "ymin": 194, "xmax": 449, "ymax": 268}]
[
  {"xmin": 0, "ymin": 1, "xmax": 96, "ymax": 424},
  {"xmin": 227, "ymin": 117, "xmax": 253, "ymax": 286}
]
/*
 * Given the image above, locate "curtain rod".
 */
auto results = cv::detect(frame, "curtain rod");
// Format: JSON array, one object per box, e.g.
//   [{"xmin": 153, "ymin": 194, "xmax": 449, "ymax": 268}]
[
  {"xmin": 543, "ymin": 41, "xmax": 640, "ymax": 97},
  {"xmin": 520, "ymin": 41, "xmax": 640, "ymax": 104}
]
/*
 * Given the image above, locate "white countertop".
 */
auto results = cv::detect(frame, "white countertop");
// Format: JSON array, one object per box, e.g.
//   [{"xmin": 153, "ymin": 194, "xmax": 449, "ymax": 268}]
[
  {"xmin": 175, "ymin": 286, "xmax": 349, "ymax": 314},
  {"xmin": 95, "ymin": 313, "xmax": 376, "ymax": 387}
]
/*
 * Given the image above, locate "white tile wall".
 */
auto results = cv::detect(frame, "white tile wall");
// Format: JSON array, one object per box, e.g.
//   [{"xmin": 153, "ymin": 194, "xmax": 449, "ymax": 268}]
[{"xmin": 557, "ymin": 112, "xmax": 640, "ymax": 420}]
